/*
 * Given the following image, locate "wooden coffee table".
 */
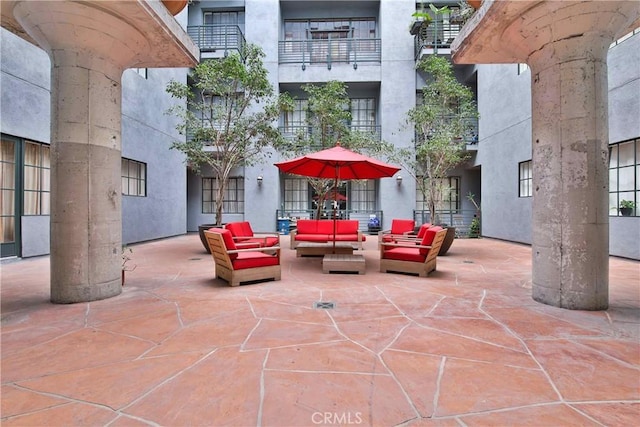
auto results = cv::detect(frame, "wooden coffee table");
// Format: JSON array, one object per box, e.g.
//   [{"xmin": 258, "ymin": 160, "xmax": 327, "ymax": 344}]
[{"xmin": 322, "ymin": 254, "xmax": 366, "ymax": 274}]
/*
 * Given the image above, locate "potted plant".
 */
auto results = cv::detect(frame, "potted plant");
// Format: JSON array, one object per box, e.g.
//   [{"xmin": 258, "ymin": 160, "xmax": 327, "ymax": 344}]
[
  {"xmin": 409, "ymin": 10, "xmax": 432, "ymax": 35},
  {"xmin": 619, "ymin": 200, "xmax": 636, "ymax": 216},
  {"xmin": 122, "ymin": 245, "xmax": 136, "ymax": 286}
]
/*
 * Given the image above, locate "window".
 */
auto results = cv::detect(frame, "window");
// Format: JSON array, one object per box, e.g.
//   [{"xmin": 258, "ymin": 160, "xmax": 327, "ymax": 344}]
[
  {"xmin": 283, "ymin": 176, "xmax": 309, "ymax": 211},
  {"xmin": 350, "ymin": 98, "xmax": 376, "ymax": 132},
  {"xmin": 609, "ymin": 138, "xmax": 639, "ymax": 216},
  {"xmin": 350, "ymin": 179, "xmax": 376, "ymax": 211},
  {"xmin": 121, "ymin": 158, "xmax": 146, "ymax": 197},
  {"xmin": 23, "ymin": 141, "xmax": 50, "ymax": 215},
  {"xmin": 282, "ymin": 99, "xmax": 308, "ymax": 135},
  {"xmin": 416, "ymin": 177, "xmax": 460, "ymax": 212},
  {"xmin": 519, "ymin": 160, "xmax": 532, "ymax": 197},
  {"xmin": 202, "ymin": 177, "xmax": 244, "ymax": 214},
  {"xmin": 1, "ymin": 138, "xmax": 16, "ymax": 243}
]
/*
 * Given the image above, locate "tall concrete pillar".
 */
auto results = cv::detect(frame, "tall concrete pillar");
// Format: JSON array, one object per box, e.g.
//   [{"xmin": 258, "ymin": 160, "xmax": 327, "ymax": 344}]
[
  {"xmin": 452, "ymin": 1, "xmax": 640, "ymax": 310},
  {"xmin": 3, "ymin": 0, "xmax": 197, "ymax": 303},
  {"xmin": 529, "ymin": 33, "xmax": 610, "ymax": 310}
]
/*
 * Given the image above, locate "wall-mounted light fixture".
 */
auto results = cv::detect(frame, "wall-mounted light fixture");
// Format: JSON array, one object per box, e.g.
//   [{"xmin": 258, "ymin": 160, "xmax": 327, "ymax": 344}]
[
  {"xmin": 396, "ymin": 175, "xmax": 403, "ymax": 185},
  {"xmin": 257, "ymin": 175, "xmax": 263, "ymax": 186}
]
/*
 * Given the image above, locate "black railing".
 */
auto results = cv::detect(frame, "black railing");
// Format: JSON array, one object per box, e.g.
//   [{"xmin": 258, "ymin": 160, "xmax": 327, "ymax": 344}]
[
  {"xmin": 187, "ymin": 25, "xmax": 246, "ymax": 56},
  {"xmin": 279, "ymin": 38, "xmax": 381, "ymax": 69},
  {"xmin": 413, "ymin": 209, "xmax": 481, "ymax": 238},
  {"xmin": 278, "ymin": 125, "xmax": 382, "ymax": 142},
  {"xmin": 276, "ymin": 209, "xmax": 383, "ymax": 234},
  {"xmin": 414, "ymin": 21, "xmax": 463, "ymax": 58},
  {"xmin": 414, "ymin": 116, "xmax": 479, "ymax": 146}
]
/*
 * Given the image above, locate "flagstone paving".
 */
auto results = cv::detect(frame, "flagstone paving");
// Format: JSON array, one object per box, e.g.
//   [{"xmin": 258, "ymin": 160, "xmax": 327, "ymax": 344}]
[{"xmin": 1, "ymin": 233, "xmax": 638, "ymax": 426}]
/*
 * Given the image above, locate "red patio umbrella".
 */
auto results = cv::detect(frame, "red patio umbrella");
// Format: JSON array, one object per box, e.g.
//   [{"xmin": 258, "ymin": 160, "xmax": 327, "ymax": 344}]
[{"xmin": 274, "ymin": 143, "xmax": 401, "ymax": 250}]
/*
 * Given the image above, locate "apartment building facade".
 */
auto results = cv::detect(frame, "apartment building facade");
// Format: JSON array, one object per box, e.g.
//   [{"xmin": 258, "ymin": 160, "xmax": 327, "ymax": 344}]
[{"xmin": 1, "ymin": 0, "xmax": 638, "ymax": 261}]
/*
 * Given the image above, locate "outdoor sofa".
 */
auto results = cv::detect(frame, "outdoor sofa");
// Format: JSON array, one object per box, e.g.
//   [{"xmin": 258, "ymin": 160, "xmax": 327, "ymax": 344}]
[{"xmin": 290, "ymin": 219, "xmax": 366, "ymax": 250}]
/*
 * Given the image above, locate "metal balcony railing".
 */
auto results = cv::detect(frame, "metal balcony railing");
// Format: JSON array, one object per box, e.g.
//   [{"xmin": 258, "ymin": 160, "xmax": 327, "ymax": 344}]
[
  {"xmin": 414, "ymin": 209, "xmax": 481, "ymax": 238},
  {"xmin": 278, "ymin": 125, "xmax": 382, "ymax": 142},
  {"xmin": 187, "ymin": 25, "xmax": 246, "ymax": 56},
  {"xmin": 276, "ymin": 209, "xmax": 384, "ymax": 234},
  {"xmin": 279, "ymin": 38, "xmax": 381, "ymax": 69},
  {"xmin": 414, "ymin": 21, "xmax": 463, "ymax": 58},
  {"xmin": 413, "ymin": 116, "xmax": 479, "ymax": 146}
]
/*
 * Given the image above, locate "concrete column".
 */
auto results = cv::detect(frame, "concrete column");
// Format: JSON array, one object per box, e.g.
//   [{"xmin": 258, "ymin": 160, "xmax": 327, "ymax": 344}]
[
  {"xmin": 12, "ymin": 1, "xmax": 148, "ymax": 303},
  {"xmin": 529, "ymin": 36, "xmax": 610, "ymax": 310},
  {"xmin": 451, "ymin": 0, "xmax": 640, "ymax": 310}
]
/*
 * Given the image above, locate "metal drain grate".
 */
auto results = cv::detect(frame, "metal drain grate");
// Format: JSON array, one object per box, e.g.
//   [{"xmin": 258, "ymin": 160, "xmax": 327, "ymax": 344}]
[
  {"xmin": 189, "ymin": 258, "xmax": 202, "ymax": 261},
  {"xmin": 463, "ymin": 260, "xmax": 474, "ymax": 264},
  {"xmin": 313, "ymin": 301, "xmax": 336, "ymax": 309}
]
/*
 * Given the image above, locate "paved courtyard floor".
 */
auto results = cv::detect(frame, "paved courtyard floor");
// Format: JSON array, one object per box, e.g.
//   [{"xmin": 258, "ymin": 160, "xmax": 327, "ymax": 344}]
[{"xmin": 1, "ymin": 233, "xmax": 638, "ymax": 426}]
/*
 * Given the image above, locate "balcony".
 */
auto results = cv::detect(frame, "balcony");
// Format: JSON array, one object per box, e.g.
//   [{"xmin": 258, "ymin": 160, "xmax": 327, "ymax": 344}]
[
  {"xmin": 279, "ymin": 38, "xmax": 381, "ymax": 70},
  {"xmin": 414, "ymin": 21, "xmax": 463, "ymax": 58},
  {"xmin": 187, "ymin": 25, "xmax": 246, "ymax": 59},
  {"xmin": 278, "ymin": 125, "xmax": 382, "ymax": 142},
  {"xmin": 414, "ymin": 116, "xmax": 479, "ymax": 149}
]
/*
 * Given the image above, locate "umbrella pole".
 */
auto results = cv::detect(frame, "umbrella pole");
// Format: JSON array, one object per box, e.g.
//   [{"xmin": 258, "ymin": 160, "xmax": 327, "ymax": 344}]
[{"xmin": 332, "ymin": 171, "xmax": 338, "ymax": 254}]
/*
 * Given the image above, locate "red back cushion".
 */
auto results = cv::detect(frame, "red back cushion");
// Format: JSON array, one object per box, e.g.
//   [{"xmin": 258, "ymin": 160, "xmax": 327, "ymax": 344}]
[
  {"xmin": 419, "ymin": 226, "xmax": 443, "ymax": 256},
  {"xmin": 416, "ymin": 223, "xmax": 432, "ymax": 238},
  {"xmin": 336, "ymin": 220, "xmax": 358, "ymax": 234},
  {"xmin": 209, "ymin": 227, "xmax": 238, "ymax": 260},
  {"xmin": 225, "ymin": 222, "xmax": 244, "ymax": 237},
  {"xmin": 296, "ymin": 219, "xmax": 317, "ymax": 234},
  {"xmin": 317, "ymin": 220, "xmax": 334, "ymax": 234},
  {"xmin": 240, "ymin": 221, "xmax": 253, "ymax": 237},
  {"xmin": 391, "ymin": 219, "xmax": 415, "ymax": 234}
]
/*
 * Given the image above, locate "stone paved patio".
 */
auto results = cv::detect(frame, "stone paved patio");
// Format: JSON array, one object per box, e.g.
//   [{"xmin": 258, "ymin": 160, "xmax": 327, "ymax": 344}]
[{"xmin": 1, "ymin": 234, "xmax": 638, "ymax": 426}]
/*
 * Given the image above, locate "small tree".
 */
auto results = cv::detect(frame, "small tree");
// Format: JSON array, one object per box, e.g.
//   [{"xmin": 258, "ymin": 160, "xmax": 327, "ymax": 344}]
[
  {"xmin": 277, "ymin": 81, "xmax": 393, "ymax": 218},
  {"xmin": 397, "ymin": 54, "xmax": 478, "ymax": 225},
  {"xmin": 166, "ymin": 44, "xmax": 286, "ymax": 225}
]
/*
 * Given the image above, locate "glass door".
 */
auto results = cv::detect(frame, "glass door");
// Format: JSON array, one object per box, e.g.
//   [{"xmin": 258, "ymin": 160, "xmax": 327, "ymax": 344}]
[{"xmin": 1, "ymin": 136, "xmax": 18, "ymax": 257}]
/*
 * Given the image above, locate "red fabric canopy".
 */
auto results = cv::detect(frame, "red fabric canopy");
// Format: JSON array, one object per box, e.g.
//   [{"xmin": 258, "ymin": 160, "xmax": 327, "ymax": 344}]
[{"xmin": 274, "ymin": 144, "xmax": 400, "ymax": 180}]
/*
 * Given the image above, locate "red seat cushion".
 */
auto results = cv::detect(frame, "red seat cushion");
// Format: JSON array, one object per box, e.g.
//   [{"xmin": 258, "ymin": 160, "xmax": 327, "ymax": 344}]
[
  {"xmin": 232, "ymin": 252, "xmax": 279, "ymax": 270},
  {"xmin": 295, "ymin": 234, "xmax": 330, "ymax": 242},
  {"xmin": 244, "ymin": 237, "xmax": 279, "ymax": 247},
  {"xmin": 383, "ymin": 247, "xmax": 425, "ymax": 263}
]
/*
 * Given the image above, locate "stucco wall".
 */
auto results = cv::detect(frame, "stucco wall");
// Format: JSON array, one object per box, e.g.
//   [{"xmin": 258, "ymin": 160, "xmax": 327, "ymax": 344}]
[
  {"xmin": 1, "ymin": 20, "xmax": 190, "ymax": 256},
  {"xmin": 475, "ymin": 63, "xmax": 533, "ymax": 244}
]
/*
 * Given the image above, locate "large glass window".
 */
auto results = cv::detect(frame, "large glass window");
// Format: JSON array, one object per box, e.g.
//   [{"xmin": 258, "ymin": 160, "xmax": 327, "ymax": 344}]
[
  {"xmin": 350, "ymin": 98, "xmax": 376, "ymax": 129},
  {"xmin": 202, "ymin": 177, "xmax": 244, "ymax": 214},
  {"xmin": 609, "ymin": 138, "xmax": 639, "ymax": 216},
  {"xmin": 416, "ymin": 177, "xmax": 460, "ymax": 212},
  {"xmin": 1, "ymin": 138, "xmax": 16, "ymax": 243},
  {"xmin": 283, "ymin": 176, "xmax": 309, "ymax": 211},
  {"xmin": 282, "ymin": 99, "xmax": 308, "ymax": 136},
  {"xmin": 121, "ymin": 158, "xmax": 147, "ymax": 197},
  {"xmin": 519, "ymin": 160, "xmax": 532, "ymax": 198},
  {"xmin": 350, "ymin": 179, "xmax": 375, "ymax": 211},
  {"xmin": 23, "ymin": 141, "xmax": 50, "ymax": 215}
]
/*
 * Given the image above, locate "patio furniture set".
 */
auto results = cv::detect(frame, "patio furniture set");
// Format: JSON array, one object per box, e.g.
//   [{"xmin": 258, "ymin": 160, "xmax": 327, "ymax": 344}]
[{"xmin": 203, "ymin": 219, "xmax": 448, "ymax": 286}]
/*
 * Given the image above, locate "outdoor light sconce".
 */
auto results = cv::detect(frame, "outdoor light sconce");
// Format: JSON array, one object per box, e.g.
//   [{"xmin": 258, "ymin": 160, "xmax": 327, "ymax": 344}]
[
  {"xmin": 257, "ymin": 175, "xmax": 263, "ymax": 185},
  {"xmin": 396, "ymin": 175, "xmax": 403, "ymax": 185}
]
